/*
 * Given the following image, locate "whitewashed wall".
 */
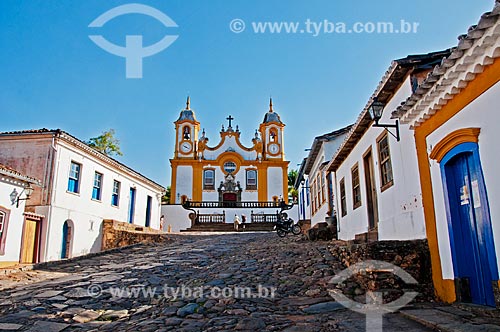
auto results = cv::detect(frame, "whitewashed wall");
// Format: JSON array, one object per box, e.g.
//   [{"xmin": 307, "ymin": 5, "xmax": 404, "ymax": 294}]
[
  {"xmin": 0, "ymin": 180, "xmax": 28, "ymax": 264},
  {"xmin": 161, "ymin": 205, "xmax": 192, "ymax": 232},
  {"xmin": 335, "ymin": 76, "xmax": 426, "ymax": 241},
  {"xmin": 426, "ymin": 80, "xmax": 500, "ymax": 279},
  {"xmin": 175, "ymin": 165, "xmax": 193, "ymax": 203},
  {"xmin": 43, "ymin": 141, "xmax": 163, "ymax": 261},
  {"xmin": 267, "ymin": 167, "xmax": 283, "ymax": 200},
  {"xmin": 202, "ymin": 136, "xmax": 257, "ymax": 160},
  {"xmin": 199, "ymin": 164, "xmax": 260, "ymax": 202},
  {"xmin": 162, "ymin": 204, "xmax": 299, "ymax": 232}
]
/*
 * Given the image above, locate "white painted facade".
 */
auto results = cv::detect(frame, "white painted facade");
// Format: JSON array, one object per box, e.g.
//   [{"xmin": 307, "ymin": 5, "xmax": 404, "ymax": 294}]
[
  {"xmin": 0, "ymin": 166, "xmax": 40, "ymax": 265},
  {"xmin": 332, "ymin": 76, "xmax": 426, "ymax": 241},
  {"xmin": 301, "ymin": 128, "xmax": 351, "ymax": 227},
  {"xmin": 0, "ymin": 130, "xmax": 165, "ymax": 262},
  {"xmin": 426, "ymin": 80, "xmax": 500, "ymax": 279}
]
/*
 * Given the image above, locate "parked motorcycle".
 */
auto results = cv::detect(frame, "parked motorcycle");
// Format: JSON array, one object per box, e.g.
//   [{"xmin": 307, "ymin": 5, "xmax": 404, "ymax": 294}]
[{"xmin": 274, "ymin": 212, "xmax": 301, "ymax": 237}]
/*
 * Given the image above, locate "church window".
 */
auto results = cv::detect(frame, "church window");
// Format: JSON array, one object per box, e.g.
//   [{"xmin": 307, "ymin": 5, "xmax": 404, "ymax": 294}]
[
  {"xmin": 203, "ymin": 169, "xmax": 215, "ymax": 190},
  {"xmin": 246, "ymin": 170, "xmax": 257, "ymax": 190},
  {"xmin": 340, "ymin": 178, "xmax": 347, "ymax": 217},
  {"xmin": 223, "ymin": 161, "xmax": 237, "ymax": 174},
  {"xmin": 352, "ymin": 165, "xmax": 362, "ymax": 209}
]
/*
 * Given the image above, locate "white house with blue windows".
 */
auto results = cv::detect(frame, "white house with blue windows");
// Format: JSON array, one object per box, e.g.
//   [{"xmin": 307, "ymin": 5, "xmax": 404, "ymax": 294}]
[{"xmin": 0, "ymin": 129, "xmax": 165, "ymax": 262}]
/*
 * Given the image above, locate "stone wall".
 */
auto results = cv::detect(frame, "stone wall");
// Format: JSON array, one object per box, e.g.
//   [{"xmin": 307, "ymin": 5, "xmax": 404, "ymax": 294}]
[
  {"xmin": 101, "ymin": 219, "xmax": 167, "ymax": 251},
  {"xmin": 328, "ymin": 240, "xmax": 434, "ymax": 302}
]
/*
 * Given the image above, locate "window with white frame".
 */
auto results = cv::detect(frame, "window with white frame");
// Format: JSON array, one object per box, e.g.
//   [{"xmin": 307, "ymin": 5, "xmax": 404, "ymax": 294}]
[
  {"xmin": 112, "ymin": 180, "xmax": 120, "ymax": 206},
  {"xmin": 203, "ymin": 169, "xmax": 215, "ymax": 190},
  {"xmin": 67, "ymin": 161, "xmax": 81, "ymax": 193},
  {"xmin": 246, "ymin": 170, "xmax": 257, "ymax": 190},
  {"xmin": 92, "ymin": 172, "xmax": 103, "ymax": 201}
]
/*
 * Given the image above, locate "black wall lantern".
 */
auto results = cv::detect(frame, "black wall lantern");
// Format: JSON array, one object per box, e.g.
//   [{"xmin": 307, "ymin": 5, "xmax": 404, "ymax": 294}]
[
  {"xmin": 13, "ymin": 184, "xmax": 34, "ymax": 208},
  {"xmin": 368, "ymin": 98, "xmax": 400, "ymax": 141}
]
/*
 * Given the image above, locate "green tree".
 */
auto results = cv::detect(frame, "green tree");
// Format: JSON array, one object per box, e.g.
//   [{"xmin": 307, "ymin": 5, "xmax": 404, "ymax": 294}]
[
  {"xmin": 162, "ymin": 186, "xmax": 171, "ymax": 204},
  {"xmin": 288, "ymin": 169, "xmax": 299, "ymax": 200},
  {"xmin": 87, "ymin": 129, "xmax": 123, "ymax": 157}
]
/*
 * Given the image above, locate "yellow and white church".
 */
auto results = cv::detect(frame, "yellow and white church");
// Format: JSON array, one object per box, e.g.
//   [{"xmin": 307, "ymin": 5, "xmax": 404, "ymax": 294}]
[{"xmin": 169, "ymin": 97, "xmax": 290, "ymax": 205}]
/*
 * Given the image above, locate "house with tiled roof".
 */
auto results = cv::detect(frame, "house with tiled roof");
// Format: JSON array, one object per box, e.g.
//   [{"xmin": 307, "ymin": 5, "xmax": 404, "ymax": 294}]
[
  {"xmin": 295, "ymin": 125, "xmax": 352, "ymax": 228},
  {"xmin": 392, "ymin": 1, "xmax": 500, "ymax": 307},
  {"xmin": 0, "ymin": 129, "xmax": 165, "ymax": 263},
  {"xmin": 0, "ymin": 163, "xmax": 41, "ymax": 267},
  {"xmin": 325, "ymin": 50, "xmax": 450, "ymax": 242}
]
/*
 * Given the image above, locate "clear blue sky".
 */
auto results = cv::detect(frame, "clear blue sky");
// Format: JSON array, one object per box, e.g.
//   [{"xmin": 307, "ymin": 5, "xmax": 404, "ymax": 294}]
[{"xmin": 0, "ymin": 1, "xmax": 492, "ymax": 186}]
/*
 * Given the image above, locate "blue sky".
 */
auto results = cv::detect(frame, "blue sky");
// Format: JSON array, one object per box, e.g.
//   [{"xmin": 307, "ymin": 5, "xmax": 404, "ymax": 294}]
[{"xmin": 0, "ymin": 1, "xmax": 492, "ymax": 186}]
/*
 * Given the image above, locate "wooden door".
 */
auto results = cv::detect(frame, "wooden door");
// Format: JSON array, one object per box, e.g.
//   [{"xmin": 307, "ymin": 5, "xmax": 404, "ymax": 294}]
[
  {"xmin": 21, "ymin": 219, "xmax": 38, "ymax": 264},
  {"xmin": 443, "ymin": 148, "xmax": 497, "ymax": 306},
  {"xmin": 364, "ymin": 150, "xmax": 379, "ymax": 241}
]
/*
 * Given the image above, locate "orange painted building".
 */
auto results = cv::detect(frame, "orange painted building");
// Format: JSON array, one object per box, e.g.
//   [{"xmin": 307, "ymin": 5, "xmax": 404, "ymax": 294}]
[{"xmin": 393, "ymin": 2, "xmax": 500, "ymax": 307}]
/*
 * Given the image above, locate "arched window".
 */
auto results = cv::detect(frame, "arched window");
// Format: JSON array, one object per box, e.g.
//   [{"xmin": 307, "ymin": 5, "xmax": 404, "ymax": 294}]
[
  {"xmin": 183, "ymin": 126, "xmax": 191, "ymax": 140},
  {"xmin": 246, "ymin": 170, "xmax": 257, "ymax": 190},
  {"xmin": 269, "ymin": 128, "xmax": 278, "ymax": 142},
  {"xmin": 203, "ymin": 169, "xmax": 215, "ymax": 190}
]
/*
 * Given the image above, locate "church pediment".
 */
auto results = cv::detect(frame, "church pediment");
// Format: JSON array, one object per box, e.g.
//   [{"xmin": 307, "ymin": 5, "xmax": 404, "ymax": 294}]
[{"xmin": 199, "ymin": 132, "xmax": 259, "ymax": 161}]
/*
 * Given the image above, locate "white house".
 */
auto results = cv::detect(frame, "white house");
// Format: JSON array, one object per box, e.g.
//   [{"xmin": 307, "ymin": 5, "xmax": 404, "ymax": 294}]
[
  {"xmin": 0, "ymin": 164, "xmax": 41, "ymax": 267},
  {"xmin": 0, "ymin": 129, "xmax": 165, "ymax": 262},
  {"xmin": 392, "ymin": 3, "xmax": 500, "ymax": 307},
  {"xmin": 298, "ymin": 126, "xmax": 351, "ymax": 228},
  {"xmin": 326, "ymin": 50, "xmax": 450, "ymax": 242},
  {"xmin": 294, "ymin": 158, "xmax": 311, "ymax": 223}
]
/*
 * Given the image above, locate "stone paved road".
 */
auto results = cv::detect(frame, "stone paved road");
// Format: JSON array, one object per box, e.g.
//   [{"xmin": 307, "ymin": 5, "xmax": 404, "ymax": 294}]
[{"xmin": 0, "ymin": 233, "xmax": 432, "ymax": 331}]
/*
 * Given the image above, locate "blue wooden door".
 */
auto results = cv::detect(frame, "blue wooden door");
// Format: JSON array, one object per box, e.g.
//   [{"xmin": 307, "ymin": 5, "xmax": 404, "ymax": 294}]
[
  {"xmin": 61, "ymin": 221, "xmax": 70, "ymax": 259},
  {"xmin": 443, "ymin": 145, "xmax": 497, "ymax": 306}
]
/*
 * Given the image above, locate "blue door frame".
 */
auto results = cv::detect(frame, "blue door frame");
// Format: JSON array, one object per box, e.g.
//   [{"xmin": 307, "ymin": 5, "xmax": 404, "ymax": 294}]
[
  {"xmin": 128, "ymin": 188, "xmax": 136, "ymax": 223},
  {"xmin": 61, "ymin": 220, "xmax": 72, "ymax": 259},
  {"xmin": 440, "ymin": 142, "xmax": 498, "ymax": 306}
]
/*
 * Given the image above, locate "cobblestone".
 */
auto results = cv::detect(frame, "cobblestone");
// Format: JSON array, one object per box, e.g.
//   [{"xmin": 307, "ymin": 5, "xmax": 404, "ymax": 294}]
[{"xmin": 0, "ymin": 233, "xmax": 433, "ymax": 331}]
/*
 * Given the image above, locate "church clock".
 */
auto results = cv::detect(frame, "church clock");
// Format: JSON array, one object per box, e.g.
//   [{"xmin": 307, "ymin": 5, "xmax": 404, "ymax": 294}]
[
  {"xmin": 268, "ymin": 143, "xmax": 280, "ymax": 155},
  {"xmin": 179, "ymin": 141, "xmax": 193, "ymax": 154}
]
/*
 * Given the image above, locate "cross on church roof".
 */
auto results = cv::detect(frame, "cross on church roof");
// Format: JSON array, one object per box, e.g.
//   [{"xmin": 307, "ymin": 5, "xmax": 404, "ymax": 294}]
[{"xmin": 226, "ymin": 115, "xmax": 234, "ymax": 128}]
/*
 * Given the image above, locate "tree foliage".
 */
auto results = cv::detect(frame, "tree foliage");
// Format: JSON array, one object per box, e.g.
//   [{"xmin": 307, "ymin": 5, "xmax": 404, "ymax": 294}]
[
  {"xmin": 162, "ymin": 186, "xmax": 171, "ymax": 204},
  {"xmin": 288, "ymin": 169, "xmax": 299, "ymax": 200},
  {"xmin": 87, "ymin": 129, "xmax": 123, "ymax": 157}
]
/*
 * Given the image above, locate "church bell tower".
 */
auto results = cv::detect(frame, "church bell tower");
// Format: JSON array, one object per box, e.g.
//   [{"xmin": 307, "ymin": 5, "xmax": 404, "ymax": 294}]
[
  {"xmin": 259, "ymin": 98, "xmax": 285, "ymax": 160},
  {"xmin": 174, "ymin": 96, "xmax": 200, "ymax": 159}
]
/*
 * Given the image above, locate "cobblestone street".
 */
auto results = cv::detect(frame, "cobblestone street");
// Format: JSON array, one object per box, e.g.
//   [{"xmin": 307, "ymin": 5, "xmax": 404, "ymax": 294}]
[{"xmin": 0, "ymin": 233, "xmax": 432, "ymax": 331}]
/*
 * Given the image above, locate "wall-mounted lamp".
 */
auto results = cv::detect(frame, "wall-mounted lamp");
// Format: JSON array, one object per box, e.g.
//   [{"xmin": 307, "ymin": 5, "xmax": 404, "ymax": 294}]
[
  {"xmin": 13, "ymin": 184, "xmax": 34, "ymax": 208},
  {"xmin": 368, "ymin": 98, "xmax": 400, "ymax": 142}
]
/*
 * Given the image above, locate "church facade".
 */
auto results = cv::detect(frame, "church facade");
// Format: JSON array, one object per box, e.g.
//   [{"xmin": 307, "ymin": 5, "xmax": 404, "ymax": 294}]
[{"xmin": 169, "ymin": 98, "xmax": 290, "ymax": 206}]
